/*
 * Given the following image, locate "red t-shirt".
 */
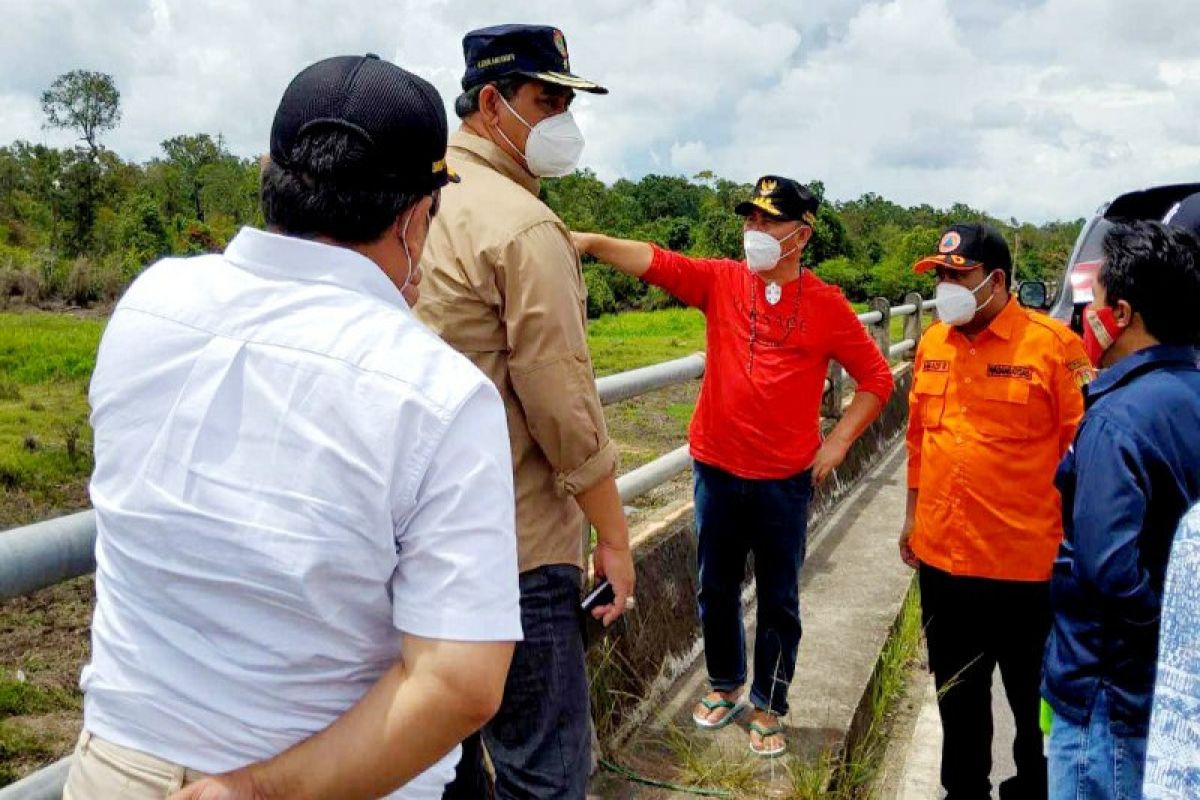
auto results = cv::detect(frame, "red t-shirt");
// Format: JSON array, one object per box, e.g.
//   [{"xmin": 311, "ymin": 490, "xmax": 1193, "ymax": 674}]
[{"xmin": 643, "ymin": 246, "xmax": 894, "ymax": 479}]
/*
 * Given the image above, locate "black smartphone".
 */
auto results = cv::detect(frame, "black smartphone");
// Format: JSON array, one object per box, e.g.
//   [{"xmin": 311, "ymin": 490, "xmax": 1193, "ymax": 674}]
[{"xmin": 581, "ymin": 580, "xmax": 615, "ymax": 614}]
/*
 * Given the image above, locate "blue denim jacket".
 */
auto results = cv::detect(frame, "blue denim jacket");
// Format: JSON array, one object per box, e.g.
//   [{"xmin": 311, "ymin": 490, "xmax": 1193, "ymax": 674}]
[
  {"xmin": 1145, "ymin": 504, "xmax": 1200, "ymax": 799},
  {"xmin": 1042, "ymin": 345, "xmax": 1200, "ymax": 735}
]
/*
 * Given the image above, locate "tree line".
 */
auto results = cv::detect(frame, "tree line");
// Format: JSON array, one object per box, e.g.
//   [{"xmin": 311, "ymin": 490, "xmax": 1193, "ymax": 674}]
[{"xmin": 0, "ymin": 71, "xmax": 1083, "ymax": 316}]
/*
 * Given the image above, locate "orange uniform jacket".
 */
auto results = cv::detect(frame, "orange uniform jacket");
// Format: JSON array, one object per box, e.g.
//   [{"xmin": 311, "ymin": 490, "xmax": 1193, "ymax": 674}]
[{"xmin": 906, "ymin": 299, "xmax": 1092, "ymax": 581}]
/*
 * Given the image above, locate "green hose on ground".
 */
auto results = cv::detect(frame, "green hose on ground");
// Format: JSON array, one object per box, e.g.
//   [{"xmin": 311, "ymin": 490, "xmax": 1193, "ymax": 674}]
[{"xmin": 599, "ymin": 758, "xmax": 735, "ymax": 798}]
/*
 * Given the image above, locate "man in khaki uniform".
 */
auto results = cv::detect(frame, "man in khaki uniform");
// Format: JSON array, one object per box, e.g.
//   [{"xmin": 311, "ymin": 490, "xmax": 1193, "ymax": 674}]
[{"xmin": 418, "ymin": 24, "xmax": 634, "ymax": 800}]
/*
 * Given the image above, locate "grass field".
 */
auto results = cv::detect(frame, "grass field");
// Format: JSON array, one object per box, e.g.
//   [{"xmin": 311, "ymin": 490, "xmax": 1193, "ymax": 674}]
[{"xmin": 0, "ymin": 312, "xmax": 104, "ymax": 529}]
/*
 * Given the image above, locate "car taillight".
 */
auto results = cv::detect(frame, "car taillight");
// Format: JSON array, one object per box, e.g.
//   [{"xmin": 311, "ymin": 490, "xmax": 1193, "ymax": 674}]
[{"xmin": 1070, "ymin": 259, "xmax": 1101, "ymax": 302}]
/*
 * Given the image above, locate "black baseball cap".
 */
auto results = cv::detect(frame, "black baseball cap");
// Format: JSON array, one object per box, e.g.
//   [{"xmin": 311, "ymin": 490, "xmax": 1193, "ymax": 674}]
[
  {"xmin": 914, "ymin": 223, "xmax": 1012, "ymax": 274},
  {"xmin": 270, "ymin": 54, "xmax": 459, "ymax": 194},
  {"xmin": 1164, "ymin": 192, "xmax": 1200, "ymax": 237},
  {"xmin": 734, "ymin": 175, "xmax": 819, "ymax": 224},
  {"xmin": 461, "ymin": 24, "xmax": 608, "ymax": 94}
]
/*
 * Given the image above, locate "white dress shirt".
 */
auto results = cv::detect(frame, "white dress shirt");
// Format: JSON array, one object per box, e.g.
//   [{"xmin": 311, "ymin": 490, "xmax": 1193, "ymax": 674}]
[{"xmin": 83, "ymin": 227, "xmax": 521, "ymax": 800}]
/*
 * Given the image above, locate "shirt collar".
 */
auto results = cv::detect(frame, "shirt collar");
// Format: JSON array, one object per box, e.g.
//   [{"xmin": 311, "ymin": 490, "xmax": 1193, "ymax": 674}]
[
  {"xmin": 1085, "ymin": 344, "xmax": 1200, "ymax": 404},
  {"xmin": 946, "ymin": 295, "xmax": 1019, "ymax": 344},
  {"xmin": 982, "ymin": 296, "xmax": 1019, "ymax": 341},
  {"xmin": 449, "ymin": 129, "xmax": 540, "ymax": 196},
  {"xmin": 223, "ymin": 227, "xmax": 409, "ymax": 310}
]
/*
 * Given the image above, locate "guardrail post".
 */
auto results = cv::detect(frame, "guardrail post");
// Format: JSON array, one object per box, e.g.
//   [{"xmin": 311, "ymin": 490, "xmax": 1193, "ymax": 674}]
[
  {"xmin": 902, "ymin": 292, "xmax": 925, "ymax": 360},
  {"xmin": 822, "ymin": 362, "xmax": 845, "ymax": 419},
  {"xmin": 869, "ymin": 297, "xmax": 891, "ymax": 357}
]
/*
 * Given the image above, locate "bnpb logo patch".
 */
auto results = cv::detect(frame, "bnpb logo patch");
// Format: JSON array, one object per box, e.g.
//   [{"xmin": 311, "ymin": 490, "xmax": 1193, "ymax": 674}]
[{"xmin": 939, "ymin": 231, "xmax": 962, "ymax": 253}]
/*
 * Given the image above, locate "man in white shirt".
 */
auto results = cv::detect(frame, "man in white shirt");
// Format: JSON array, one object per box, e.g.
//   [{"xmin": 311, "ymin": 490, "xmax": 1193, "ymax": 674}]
[{"xmin": 63, "ymin": 54, "xmax": 522, "ymax": 800}]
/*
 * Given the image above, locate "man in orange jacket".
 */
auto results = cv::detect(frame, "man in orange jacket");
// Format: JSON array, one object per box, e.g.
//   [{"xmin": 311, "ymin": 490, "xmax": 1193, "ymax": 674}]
[{"xmin": 900, "ymin": 223, "xmax": 1091, "ymax": 800}]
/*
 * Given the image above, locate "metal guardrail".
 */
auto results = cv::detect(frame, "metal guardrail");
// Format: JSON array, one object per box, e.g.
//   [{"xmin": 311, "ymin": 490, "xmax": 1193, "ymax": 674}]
[
  {"xmin": 0, "ymin": 512, "xmax": 96, "ymax": 604},
  {"xmin": 597, "ymin": 354, "xmax": 706, "ymax": 406},
  {"xmin": 0, "ymin": 293, "xmax": 932, "ymax": 798},
  {"xmin": 0, "ymin": 759, "xmax": 69, "ymax": 800}
]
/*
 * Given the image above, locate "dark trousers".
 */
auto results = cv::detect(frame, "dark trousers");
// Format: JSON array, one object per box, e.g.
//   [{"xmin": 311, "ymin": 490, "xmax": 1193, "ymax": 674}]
[
  {"xmin": 919, "ymin": 562, "xmax": 1050, "ymax": 800},
  {"xmin": 693, "ymin": 460, "xmax": 812, "ymax": 717},
  {"xmin": 442, "ymin": 564, "xmax": 590, "ymax": 800}
]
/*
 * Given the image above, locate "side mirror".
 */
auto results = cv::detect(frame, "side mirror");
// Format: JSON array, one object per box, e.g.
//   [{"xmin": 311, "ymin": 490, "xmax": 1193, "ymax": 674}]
[{"xmin": 1018, "ymin": 281, "xmax": 1048, "ymax": 309}]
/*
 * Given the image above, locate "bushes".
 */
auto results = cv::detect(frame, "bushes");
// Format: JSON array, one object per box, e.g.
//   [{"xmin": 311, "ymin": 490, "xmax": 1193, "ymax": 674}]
[{"xmin": 584, "ymin": 265, "xmax": 617, "ymax": 318}]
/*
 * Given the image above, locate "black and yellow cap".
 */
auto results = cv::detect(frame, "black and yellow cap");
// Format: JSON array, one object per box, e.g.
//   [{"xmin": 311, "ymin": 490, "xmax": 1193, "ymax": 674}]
[
  {"xmin": 461, "ymin": 24, "xmax": 608, "ymax": 95},
  {"xmin": 270, "ymin": 54, "xmax": 460, "ymax": 193},
  {"xmin": 734, "ymin": 175, "xmax": 819, "ymax": 224}
]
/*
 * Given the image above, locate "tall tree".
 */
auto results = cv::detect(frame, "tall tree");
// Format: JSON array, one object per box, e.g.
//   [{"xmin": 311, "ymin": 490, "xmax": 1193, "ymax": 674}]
[
  {"xmin": 41, "ymin": 70, "xmax": 122, "ymax": 160},
  {"xmin": 40, "ymin": 71, "xmax": 122, "ymax": 252},
  {"xmin": 160, "ymin": 134, "xmax": 223, "ymax": 221}
]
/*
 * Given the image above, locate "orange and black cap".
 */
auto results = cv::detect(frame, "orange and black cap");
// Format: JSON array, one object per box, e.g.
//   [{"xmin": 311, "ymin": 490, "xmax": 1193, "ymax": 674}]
[
  {"xmin": 270, "ymin": 54, "xmax": 459, "ymax": 194},
  {"xmin": 734, "ymin": 175, "xmax": 819, "ymax": 224},
  {"xmin": 914, "ymin": 223, "xmax": 1012, "ymax": 274}
]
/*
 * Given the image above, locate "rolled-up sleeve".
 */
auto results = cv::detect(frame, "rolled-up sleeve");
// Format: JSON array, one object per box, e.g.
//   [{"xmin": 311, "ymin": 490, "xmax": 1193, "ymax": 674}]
[{"xmin": 499, "ymin": 221, "xmax": 618, "ymax": 497}]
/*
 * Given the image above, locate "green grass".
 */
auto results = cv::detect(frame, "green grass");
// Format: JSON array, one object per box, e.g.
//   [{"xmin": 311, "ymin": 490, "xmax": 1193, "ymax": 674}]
[
  {"xmin": 0, "ymin": 678, "xmax": 80, "ymax": 717},
  {"xmin": 851, "ymin": 302, "xmax": 915, "ymax": 345},
  {"xmin": 0, "ymin": 312, "xmax": 103, "ymax": 385},
  {"xmin": 587, "ymin": 307, "xmax": 706, "ymax": 376},
  {"xmin": 0, "ymin": 312, "xmax": 101, "ymax": 526},
  {"xmin": 0, "ymin": 719, "xmax": 59, "ymax": 786}
]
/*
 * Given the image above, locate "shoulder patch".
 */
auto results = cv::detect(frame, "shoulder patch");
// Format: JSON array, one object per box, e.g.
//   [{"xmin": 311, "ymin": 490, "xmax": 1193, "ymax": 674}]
[
  {"xmin": 1069, "ymin": 359, "xmax": 1097, "ymax": 387},
  {"xmin": 1066, "ymin": 358, "xmax": 1091, "ymax": 373}
]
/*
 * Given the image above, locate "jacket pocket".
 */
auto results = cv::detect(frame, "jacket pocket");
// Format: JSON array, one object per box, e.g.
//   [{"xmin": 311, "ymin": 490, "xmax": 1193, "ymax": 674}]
[
  {"xmin": 913, "ymin": 371, "xmax": 949, "ymax": 429},
  {"xmin": 976, "ymin": 380, "xmax": 1032, "ymax": 439}
]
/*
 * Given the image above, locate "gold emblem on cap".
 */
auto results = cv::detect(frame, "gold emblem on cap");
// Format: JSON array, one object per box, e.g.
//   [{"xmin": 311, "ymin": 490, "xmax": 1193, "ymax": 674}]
[
  {"xmin": 752, "ymin": 196, "xmax": 781, "ymax": 215},
  {"xmin": 553, "ymin": 30, "xmax": 568, "ymax": 59},
  {"xmin": 758, "ymin": 178, "xmax": 778, "ymax": 196},
  {"xmin": 950, "ymin": 255, "xmax": 966, "ymax": 265}
]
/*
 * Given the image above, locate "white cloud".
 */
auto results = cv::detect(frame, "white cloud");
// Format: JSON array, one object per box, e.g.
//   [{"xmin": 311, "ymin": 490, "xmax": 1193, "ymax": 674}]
[{"xmin": 0, "ymin": 0, "xmax": 1196, "ymax": 222}]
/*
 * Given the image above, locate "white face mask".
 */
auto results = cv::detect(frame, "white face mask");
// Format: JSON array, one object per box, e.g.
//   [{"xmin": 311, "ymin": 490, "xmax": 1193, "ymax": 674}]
[
  {"xmin": 397, "ymin": 206, "xmax": 426, "ymax": 297},
  {"xmin": 935, "ymin": 272, "xmax": 997, "ymax": 326},
  {"xmin": 743, "ymin": 228, "xmax": 800, "ymax": 272},
  {"xmin": 495, "ymin": 93, "xmax": 585, "ymax": 178}
]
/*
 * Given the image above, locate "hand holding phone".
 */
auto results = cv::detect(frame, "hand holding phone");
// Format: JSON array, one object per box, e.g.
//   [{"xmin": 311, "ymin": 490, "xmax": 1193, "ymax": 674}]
[{"xmin": 581, "ymin": 580, "xmax": 615, "ymax": 615}]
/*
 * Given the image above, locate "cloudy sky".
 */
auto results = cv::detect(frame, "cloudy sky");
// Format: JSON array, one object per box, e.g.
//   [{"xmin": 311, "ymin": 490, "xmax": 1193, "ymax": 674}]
[{"xmin": 2, "ymin": 0, "xmax": 1197, "ymax": 222}]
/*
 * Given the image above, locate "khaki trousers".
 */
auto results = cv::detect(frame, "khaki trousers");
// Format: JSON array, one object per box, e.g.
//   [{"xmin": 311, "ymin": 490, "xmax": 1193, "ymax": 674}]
[{"xmin": 62, "ymin": 731, "xmax": 209, "ymax": 799}]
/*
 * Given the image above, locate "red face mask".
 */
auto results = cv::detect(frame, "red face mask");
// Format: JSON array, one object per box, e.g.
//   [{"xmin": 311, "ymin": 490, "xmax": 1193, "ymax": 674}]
[{"xmin": 1082, "ymin": 303, "xmax": 1124, "ymax": 367}]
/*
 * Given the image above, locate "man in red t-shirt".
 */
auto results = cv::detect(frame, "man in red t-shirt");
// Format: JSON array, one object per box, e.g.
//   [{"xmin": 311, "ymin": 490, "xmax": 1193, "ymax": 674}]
[{"xmin": 572, "ymin": 175, "xmax": 893, "ymax": 757}]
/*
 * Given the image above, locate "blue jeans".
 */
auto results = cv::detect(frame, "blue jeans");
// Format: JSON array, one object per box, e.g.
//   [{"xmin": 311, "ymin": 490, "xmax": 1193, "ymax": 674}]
[
  {"xmin": 1048, "ymin": 689, "xmax": 1148, "ymax": 800},
  {"xmin": 693, "ymin": 460, "xmax": 812, "ymax": 717},
  {"xmin": 442, "ymin": 564, "xmax": 590, "ymax": 800}
]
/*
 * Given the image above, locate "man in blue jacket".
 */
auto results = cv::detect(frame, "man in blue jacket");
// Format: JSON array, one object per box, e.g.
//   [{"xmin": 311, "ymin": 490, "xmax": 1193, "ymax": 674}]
[{"xmin": 1043, "ymin": 220, "xmax": 1200, "ymax": 799}]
